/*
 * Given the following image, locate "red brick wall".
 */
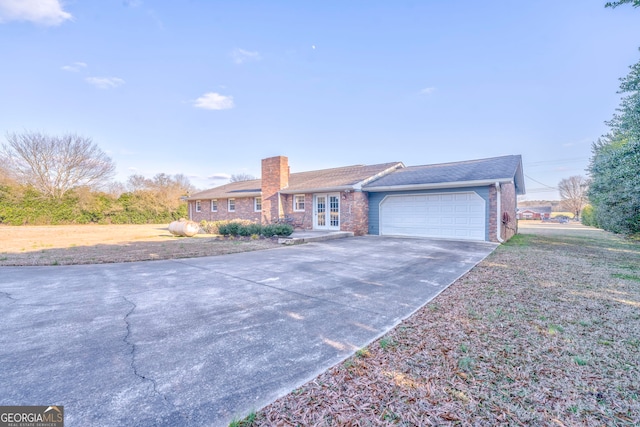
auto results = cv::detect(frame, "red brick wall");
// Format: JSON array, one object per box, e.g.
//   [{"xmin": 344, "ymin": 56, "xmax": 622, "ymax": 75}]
[
  {"xmin": 280, "ymin": 191, "xmax": 369, "ymax": 235},
  {"xmin": 501, "ymin": 182, "xmax": 518, "ymax": 241},
  {"xmin": 340, "ymin": 191, "xmax": 369, "ymax": 235},
  {"xmin": 189, "ymin": 197, "xmax": 261, "ymax": 223},
  {"xmin": 281, "ymin": 194, "xmax": 314, "ymax": 230},
  {"xmin": 261, "ymin": 156, "xmax": 289, "ymax": 223},
  {"xmin": 488, "ymin": 182, "xmax": 518, "ymax": 243}
]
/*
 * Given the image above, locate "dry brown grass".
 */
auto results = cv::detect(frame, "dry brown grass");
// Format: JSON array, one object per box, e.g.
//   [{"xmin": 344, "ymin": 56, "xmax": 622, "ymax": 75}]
[
  {"xmin": 0, "ymin": 224, "xmax": 279, "ymax": 266},
  {"xmin": 244, "ymin": 224, "xmax": 640, "ymax": 426}
]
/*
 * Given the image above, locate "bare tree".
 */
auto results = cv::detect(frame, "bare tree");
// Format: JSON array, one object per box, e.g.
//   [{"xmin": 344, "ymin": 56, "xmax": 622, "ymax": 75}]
[
  {"xmin": 1, "ymin": 131, "xmax": 116, "ymax": 198},
  {"xmin": 558, "ymin": 176, "xmax": 590, "ymax": 220},
  {"xmin": 229, "ymin": 173, "xmax": 256, "ymax": 182},
  {"xmin": 126, "ymin": 173, "xmax": 195, "ymax": 211}
]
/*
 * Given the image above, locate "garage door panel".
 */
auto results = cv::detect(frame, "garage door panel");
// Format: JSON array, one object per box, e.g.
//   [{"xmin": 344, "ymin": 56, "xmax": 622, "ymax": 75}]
[{"xmin": 380, "ymin": 191, "xmax": 486, "ymax": 241}]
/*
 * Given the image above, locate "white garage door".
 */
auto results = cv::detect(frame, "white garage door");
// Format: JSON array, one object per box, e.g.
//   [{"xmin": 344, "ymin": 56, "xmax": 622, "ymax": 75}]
[{"xmin": 380, "ymin": 192, "xmax": 486, "ymax": 240}]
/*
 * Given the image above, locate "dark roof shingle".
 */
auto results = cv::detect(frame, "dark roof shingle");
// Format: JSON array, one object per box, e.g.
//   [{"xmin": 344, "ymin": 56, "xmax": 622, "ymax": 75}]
[
  {"xmin": 188, "ymin": 162, "xmax": 403, "ymax": 199},
  {"xmin": 363, "ymin": 155, "xmax": 524, "ymax": 191}
]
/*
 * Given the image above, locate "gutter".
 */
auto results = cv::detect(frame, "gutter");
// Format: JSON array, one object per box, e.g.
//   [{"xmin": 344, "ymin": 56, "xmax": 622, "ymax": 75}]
[
  {"xmin": 279, "ymin": 185, "xmax": 355, "ymax": 195},
  {"xmin": 495, "ymin": 182, "xmax": 504, "ymax": 243},
  {"xmin": 185, "ymin": 191, "xmax": 262, "ymax": 201},
  {"xmin": 364, "ymin": 178, "xmax": 514, "ymax": 192}
]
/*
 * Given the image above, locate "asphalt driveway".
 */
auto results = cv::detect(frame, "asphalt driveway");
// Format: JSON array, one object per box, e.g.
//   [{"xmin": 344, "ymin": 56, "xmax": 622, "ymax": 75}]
[{"xmin": 0, "ymin": 236, "xmax": 496, "ymax": 426}]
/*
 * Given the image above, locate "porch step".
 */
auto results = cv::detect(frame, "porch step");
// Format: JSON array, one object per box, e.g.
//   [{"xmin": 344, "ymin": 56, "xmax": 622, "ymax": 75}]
[{"xmin": 278, "ymin": 231, "xmax": 354, "ymax": 245}]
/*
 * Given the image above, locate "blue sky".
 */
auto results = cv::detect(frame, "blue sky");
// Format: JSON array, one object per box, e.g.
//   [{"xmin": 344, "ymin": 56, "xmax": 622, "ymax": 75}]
[{"xmin": 1, "ymin": 0, "xmax": 639, "ymax": 200}]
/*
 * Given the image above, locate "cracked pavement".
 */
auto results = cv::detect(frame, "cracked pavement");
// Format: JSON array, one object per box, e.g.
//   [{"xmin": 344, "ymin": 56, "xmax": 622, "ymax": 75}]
[{"xmin": 0, "ymin": 236, "xmax": 496, "ymax": 426}]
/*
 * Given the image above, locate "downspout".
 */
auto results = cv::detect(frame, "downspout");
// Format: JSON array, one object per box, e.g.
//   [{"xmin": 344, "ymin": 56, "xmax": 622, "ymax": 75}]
[
  {"xmin": 277, "ymin": 191, "xmax": 283, "ymax": 220},
  {"xmin": 495, "ymin": 182, "xmax": 504, "ymax": 243}
]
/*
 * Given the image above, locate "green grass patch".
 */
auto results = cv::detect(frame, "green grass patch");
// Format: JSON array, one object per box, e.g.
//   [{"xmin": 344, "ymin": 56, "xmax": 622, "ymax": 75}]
[
  {"xmin": 458, "ymin": 357, "xmax": 474, "ymax": 371},
  {"xmin": 612, "ymin": 273, "xmax": 640, "ymax": 282},
  {"xmin": 379, "ymin": 338, "xmax": 395, "ymax": 350},
  {"xmin": 548, "ymin": 324, "xmax": 564, "ymax": 334},
  {"xmin": 356, "ymin": 348, "xmax": 370, "ymax": 358},
  {"xmin": 573, "ymin": 356, "xmax": 588, "ymax": 366},
  {"xmin": 228, "ymin": 411, "xmax": 257, "ymax": 427},
  {"xmin": 505, "ymin": 234, "xmax": 534, "ymax": 247}
]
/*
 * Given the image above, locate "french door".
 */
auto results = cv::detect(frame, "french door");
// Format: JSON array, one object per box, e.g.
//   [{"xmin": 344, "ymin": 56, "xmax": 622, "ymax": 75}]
[{"xmin": 314, "ymin": 193, "xmax": 340, "ymax": 230}]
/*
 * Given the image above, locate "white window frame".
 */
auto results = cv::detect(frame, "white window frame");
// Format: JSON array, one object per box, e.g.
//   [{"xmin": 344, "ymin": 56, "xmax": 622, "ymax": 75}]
[
  {"xmin": 254, "ymin": 197, "xmax": 262, "ymax": 212},
  {"xmin": 211, "ymin": 199, "xmax": 218, "ymax": 212},
  {"xmin": 195, "ymin": 200, "xmax": 202, "ymax": 212},
  {"xmin": 294, "ymin": 194, "xmax": 305, "ymax": 212},
  {"xmin": 228, "ymin": 198, "xmax": 235, "ymax": 212}
]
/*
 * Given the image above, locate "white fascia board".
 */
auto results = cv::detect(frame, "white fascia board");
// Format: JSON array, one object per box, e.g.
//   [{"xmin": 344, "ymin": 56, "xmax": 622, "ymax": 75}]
[
  {"xmin": 365, "ymin": 178, "xmax": 514, "ymax": 192},
  {"xmin": 186, "ymin": 192, "xmax": 261, "ymax": 200},
  {"xmin": 354, "ymin": 162, "xmax": 406, "ymax": 190},
  {"xmin": 279, "ymin": 186, "xmax": 354, "ymax": 194}
]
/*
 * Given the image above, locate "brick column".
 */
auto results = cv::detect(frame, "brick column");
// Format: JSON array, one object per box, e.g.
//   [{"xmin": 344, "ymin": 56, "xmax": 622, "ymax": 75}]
[{"xmin": 261, "ymin": 156, "xmax": 289, "ymax": 223}]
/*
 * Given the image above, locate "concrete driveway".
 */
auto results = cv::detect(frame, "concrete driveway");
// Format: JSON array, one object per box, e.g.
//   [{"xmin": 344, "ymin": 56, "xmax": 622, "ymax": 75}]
[{"xmin": 0, "ymin": 236, "xmax": 496, "ymax": 426}]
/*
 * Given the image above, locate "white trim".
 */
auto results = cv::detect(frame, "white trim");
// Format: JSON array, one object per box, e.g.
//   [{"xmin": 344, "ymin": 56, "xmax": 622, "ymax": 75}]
[
  {"xmin": 366, "ymin": 178, "xmax": 514, "ymax": 193},
  {"xmin": 313, "ymin": 193, "xmax": 340, "ymax": 230},
  {"xmin": 195, "ymin": 200, "xmax": 202, "ymax": 213},
  {"xmin": 378, "ymin": 191, "xmax": 486, "ymax": 241},
  {"xmin": 211, "ymin": 199, "xmax": 218, "ymax": 212},
  {"xmin": 254, "ymin": 196, "xmax": 262, "ymax": 212},
  {"xmin": 495, "ymin": 183, "xmax": 504, "ymax": 243},
  {"xmin": 280, "ymin": 185, "xmax": 353, "ymax": 195},
  {"xmin": 293, "ymin": 194, "xmax": 305, "ymax": 212},
  {"xmin": 228, "ymin": 198, "xmax": 235, "ymax": 212}
]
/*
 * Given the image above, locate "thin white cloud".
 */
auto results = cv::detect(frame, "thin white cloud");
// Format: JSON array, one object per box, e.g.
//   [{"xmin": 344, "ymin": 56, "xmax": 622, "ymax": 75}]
[
  {"xmin": 232, "ymin": 48, "xmax": 261, "ymax": 64},
  {"xmin": 85, "ymin": 77, "xmax": 125, "ymax": 89},
  {"xmin": 61, "ymin": 62, "xmax": 87, "ymax": 72},
  {"xmin": 208, "ymin": 173, "xmax": 231, "ymax": 180},
  {"xmin": 420, "ymin": 87, "xmax": 436, "ymax": 95},
  {"xmin": 0, "ymin": 0, "xmax": 72, "ymax": 26},
  {"xmin": 194, "ymin": 92, "xmax": 234, "ymax": 110}
]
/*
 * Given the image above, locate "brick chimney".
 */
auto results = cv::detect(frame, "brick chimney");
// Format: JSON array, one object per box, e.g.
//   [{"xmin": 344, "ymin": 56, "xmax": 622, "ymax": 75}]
[{"xmin": 261, "ymin": 156, "xmax": 289, "ymax": 223}]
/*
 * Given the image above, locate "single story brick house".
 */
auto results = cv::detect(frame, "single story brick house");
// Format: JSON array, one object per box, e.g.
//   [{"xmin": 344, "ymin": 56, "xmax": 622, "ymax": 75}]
[
  {"xmin": 517, "ymin": 207, "xmax": 552, "ymax": 220},
  {"xmin": 187, "ymin": 155, "xmax": 525, "ymax": 242}
]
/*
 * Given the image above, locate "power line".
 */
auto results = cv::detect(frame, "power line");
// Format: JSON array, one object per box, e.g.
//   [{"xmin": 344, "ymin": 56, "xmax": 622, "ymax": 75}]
[
  {"xmin": 526, "ymin": 188, "xmax": 559, "ymax": 194},
  {"xmin": 525, "ymin": 174, "xmax": 557, "ymax": 190}
]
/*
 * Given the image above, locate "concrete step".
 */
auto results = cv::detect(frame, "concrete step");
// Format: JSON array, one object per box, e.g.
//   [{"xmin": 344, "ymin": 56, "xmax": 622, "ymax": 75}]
[{"xmin": 278, "ymin": 231, "xmax": 354, "ymax": 245}]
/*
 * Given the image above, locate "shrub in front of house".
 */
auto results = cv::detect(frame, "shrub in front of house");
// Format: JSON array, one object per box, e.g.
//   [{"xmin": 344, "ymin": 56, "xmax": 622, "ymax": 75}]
[
  {"xmin": 261, "ymin": 223, "xmax": 294, "ymax": 237},
  {"xmin": 200, "ymin": 219, "xmax": 254, "ymax": 235},
  {"xmin": 239, "ymin": 222, "xmax": 263, "ymax": 236},
  {"xmin": 202, "ymin": 220, "xmax": 293, "ymax": 237}
]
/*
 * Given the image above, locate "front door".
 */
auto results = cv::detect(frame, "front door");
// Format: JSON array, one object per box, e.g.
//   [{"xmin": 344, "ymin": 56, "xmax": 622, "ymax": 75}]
[{"xmin": 314, "ymin": 193, "xmax": 340, "ymax": 230}]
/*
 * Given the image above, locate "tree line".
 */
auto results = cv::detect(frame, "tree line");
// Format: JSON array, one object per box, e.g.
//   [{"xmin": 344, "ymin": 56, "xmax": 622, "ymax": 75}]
[
  {"xmin": 0, "ymin": 131, "xmax": 194, "ymax": 225},
  {"xmin": 554, "ymin": 2, "xmax": 639, "ymax": 235},
  {"xmin": 583, "ymin": 1, "xmax": 640, "ymax": 234}
]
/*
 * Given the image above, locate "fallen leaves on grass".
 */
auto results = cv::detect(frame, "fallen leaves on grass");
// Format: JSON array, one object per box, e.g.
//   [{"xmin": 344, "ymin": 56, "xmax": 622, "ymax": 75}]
[{"xmin": 250, "ymin": 232, "xmax": 640, "ymax": 426}]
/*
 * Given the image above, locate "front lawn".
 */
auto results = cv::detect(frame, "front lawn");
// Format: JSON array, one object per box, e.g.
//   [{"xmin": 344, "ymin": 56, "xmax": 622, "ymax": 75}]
[
  {"xmin": 0, "ymin": 224, "xmax": 280, "ymax": 265},
  {"xmin": 245, "ymin": 227, "xmax": 640, "ymax": 425}
]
